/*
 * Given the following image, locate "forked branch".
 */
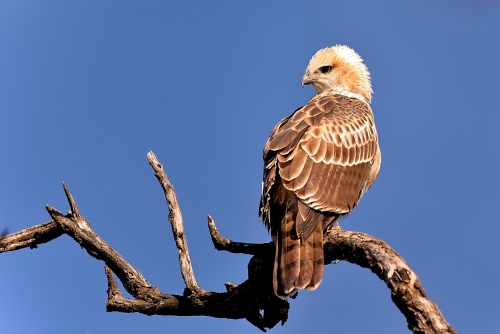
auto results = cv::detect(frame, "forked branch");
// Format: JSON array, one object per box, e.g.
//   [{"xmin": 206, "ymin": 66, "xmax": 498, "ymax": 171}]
[{"xmin": 0, "ymin": 151, "xmax": 456, "ymax": 333}]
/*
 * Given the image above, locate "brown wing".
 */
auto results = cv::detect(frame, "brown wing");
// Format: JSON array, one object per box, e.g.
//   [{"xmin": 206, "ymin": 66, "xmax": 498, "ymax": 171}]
[
  {"xmin": 260, "ymin": 93, "xmax": 379, "ymax": 233},
  {"xmin": 260, "ymin": 93, "xmax": 380, "ymax": 297}
]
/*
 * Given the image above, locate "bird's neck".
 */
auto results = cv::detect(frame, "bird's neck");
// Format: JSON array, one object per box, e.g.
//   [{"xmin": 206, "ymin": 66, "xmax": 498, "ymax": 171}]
[{"xmin": 312, "ymin": 87, "xmax": 369, "ymax": 104}]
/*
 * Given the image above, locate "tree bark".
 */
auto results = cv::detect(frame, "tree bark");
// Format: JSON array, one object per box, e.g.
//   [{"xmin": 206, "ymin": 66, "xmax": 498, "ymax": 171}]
[{"xmin": 0, "ymin": 151, "xmax": 456, "ymax": 333}]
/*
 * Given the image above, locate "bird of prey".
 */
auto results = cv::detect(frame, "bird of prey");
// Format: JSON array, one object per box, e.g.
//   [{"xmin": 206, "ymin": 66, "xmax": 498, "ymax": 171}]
[{"xmin": 259, "ymin": 45, "xmax": 381, "ymax": 298}]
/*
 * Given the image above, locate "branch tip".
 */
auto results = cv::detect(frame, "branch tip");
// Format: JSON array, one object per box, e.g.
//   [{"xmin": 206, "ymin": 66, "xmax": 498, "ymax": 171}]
[
  {"xmin": 45, "ymin": 205, "xmax": 59, "ymax": 216},
  {"xmin": 62, "ymin": 182, "xmax": 80, "ymax": 218},
  {"xmin": 105, "ymin": 265, "xmax": 122, "ymax": 300},
  {"xmin": 207, "ymin": 215, "xmax": 273, "ymax": 255},
  {"xmin": 147, "ymin": 151, "xmax": 162, "ymax": 168},
  {"xmin": 207, "ymin": 215, "xmax": 229, "ymax": 250},
  {"xmin": 147, "ymin": 152, "xmax": 203, "ymax": 294}
]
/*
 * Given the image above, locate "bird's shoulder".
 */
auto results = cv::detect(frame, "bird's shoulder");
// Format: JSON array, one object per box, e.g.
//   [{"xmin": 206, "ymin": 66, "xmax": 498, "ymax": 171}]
[{"xmin": 265, "ymin": 93, "xmax": 375, "ymax": 156}]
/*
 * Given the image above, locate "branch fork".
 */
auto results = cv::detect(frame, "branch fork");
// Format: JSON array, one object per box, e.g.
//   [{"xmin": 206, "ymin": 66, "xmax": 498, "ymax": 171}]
[{"xmin": 0, "ymin": 151, "xmax": 456, "ymax": 333}]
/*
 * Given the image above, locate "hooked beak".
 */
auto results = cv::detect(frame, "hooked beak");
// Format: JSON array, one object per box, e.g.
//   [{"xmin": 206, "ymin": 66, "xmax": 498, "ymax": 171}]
[{"xmin": 301, "ymin": 73, "xmax": 312, "ymax": 87}]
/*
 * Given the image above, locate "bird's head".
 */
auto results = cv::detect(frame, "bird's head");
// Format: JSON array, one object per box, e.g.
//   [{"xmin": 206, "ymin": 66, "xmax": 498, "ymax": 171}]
[{"xmin": 301, "ymin": 45, "xmax": 372, "ymax": 103}]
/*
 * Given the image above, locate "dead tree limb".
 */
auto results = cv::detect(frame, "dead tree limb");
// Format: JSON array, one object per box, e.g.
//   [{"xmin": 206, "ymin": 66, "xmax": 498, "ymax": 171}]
[
  {"xmin": 0, "ymin": 151, "xmax": 456, "ymax": 333},
  {"xmin": 208, "ymin": 215, "xmax": 455, "ymax": 333},
  {"xmin": 147, "ymin": 151, "xmax": 203, "ymax": 295},
  {"xmin": 208, "ymin": 215, "xmax": 273, "ymax": 256},
  {"xmin": 0, "ymin": 221, "xmax": 63, "ymax": 253},
  {"xmin": 322, "ymin": 231, "xmax": 456, "ymax": 334}
]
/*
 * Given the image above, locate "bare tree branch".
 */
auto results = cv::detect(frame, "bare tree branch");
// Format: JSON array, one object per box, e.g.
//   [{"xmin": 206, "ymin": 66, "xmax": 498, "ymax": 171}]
[
  {"xmin": 208, "ymin": 215, "xmax": 273, "ymax": 256},
  {"xmin": 207, "ymin": 217, "xmax": 456, "ymax": 333},
  {"xmin": 63, "ymin": 182, "xmax": 80, "ymax": 218},
  {"xmin": 322, "ymin": 231, "xmax": 456, "ymax": 334},
  {"xmin": 147, "ymin": 151, "xmax": 203, "ymax": 295},
  {"xmin": 0, "ymin": 221, "xmax": 63, "ymax": 253},
  {"xmin": 45, "ymin": 194, "xmax": 152, "ymax": 300},
  {"xmin": 41, "ymin": 182, "xmax": 288, "ymax": 329},
  {"xmin": 0, "ymin": 151, "xmax": 456, "ymax": 333}
]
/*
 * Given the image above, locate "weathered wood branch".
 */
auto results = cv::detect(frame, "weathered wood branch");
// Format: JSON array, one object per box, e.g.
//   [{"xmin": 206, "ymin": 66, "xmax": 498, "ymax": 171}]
[
  {"xmin": 208, "ymin": 215, "xmax": 274, "ymax": 256},
  {"xmin": 46, "ymin": 195, "xmax": 153, "ymax": 300},
  {"xmin": 0, "ymin": 151, "xmax": 456, "ymax": 333},
  {"xmin": 0, "ymin": 220, "xmax": 63, "ymax": 253},
  {"xmin": 323, "ymin": 231, "xmax": 456, "ymax": 334},
  {"xmin": 38, "ymin": 180, "xmax": 286, "ymax": 330},
  {"xmin": 208, "ymin": 216, "xmax": 456, "ymax": 333},
  {"xmin": 147, "ymin": 151, "xmax": 203, "ymax": 295}
]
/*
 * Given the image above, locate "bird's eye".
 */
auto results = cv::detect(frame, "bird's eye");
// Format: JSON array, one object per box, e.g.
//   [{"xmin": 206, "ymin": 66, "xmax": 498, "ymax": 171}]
[{"xmin": 319, "ymin": 66, "xmax": 332, "ymax": 74}]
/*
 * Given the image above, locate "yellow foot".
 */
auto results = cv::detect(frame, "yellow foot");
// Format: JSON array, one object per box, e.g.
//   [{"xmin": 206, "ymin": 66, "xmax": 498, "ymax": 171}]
[{"xmin": 329, "ymin": 221, "xmax": 341, "ymax": 231}]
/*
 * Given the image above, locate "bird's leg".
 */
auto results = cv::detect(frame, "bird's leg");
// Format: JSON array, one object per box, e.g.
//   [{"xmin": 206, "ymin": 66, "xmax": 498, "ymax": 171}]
[{"xmin": 326, "ymin": 221, "xmax": 341, "ymax": 232}]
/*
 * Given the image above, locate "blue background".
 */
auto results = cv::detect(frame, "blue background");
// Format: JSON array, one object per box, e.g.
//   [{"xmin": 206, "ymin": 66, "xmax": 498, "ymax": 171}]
[{"xmin": 1, "ymin": 1, "xmax": 499, "ymax": 333}]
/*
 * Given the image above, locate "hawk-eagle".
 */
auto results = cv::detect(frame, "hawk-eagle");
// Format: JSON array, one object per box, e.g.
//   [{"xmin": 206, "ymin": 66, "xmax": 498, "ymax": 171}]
[{"xmin": 259, "ymin": 45, "xmax": 381, "ymax": 298}]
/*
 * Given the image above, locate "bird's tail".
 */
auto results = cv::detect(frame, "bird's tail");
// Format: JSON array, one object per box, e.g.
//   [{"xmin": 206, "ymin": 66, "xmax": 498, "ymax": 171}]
[{"xmin": 273, "ymin": 210, "xmax": 325, "ymax": 298}]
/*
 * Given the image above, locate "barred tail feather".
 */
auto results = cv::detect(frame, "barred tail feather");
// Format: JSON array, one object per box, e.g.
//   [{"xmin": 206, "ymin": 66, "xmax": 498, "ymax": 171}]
[
  {"xmin": 274, "ymin": 209, "xmax": 326, "ymax": 298},
  {"xmin": 307, "ymin": 222, "xmax": 324, "ymax": 290},
  {"xmin": 274, "ymin": 211, "xmax": 300, "ymax": 297},
  {"xmin": 296, "ymin": 233, "xmax": 313, "ymax": 289}
]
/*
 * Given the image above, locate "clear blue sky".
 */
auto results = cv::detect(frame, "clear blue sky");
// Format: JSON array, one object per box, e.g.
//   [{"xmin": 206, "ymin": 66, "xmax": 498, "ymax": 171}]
[{"xmin": 1, "ymin": 1, "xmax": 499, "ymax": 333}]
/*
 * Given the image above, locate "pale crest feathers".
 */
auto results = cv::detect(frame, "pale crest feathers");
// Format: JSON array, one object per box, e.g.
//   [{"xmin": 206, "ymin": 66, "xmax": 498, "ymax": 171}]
[{"xmin": 306, "ymin": 45, "xmax": 373, "ymax": 103}]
